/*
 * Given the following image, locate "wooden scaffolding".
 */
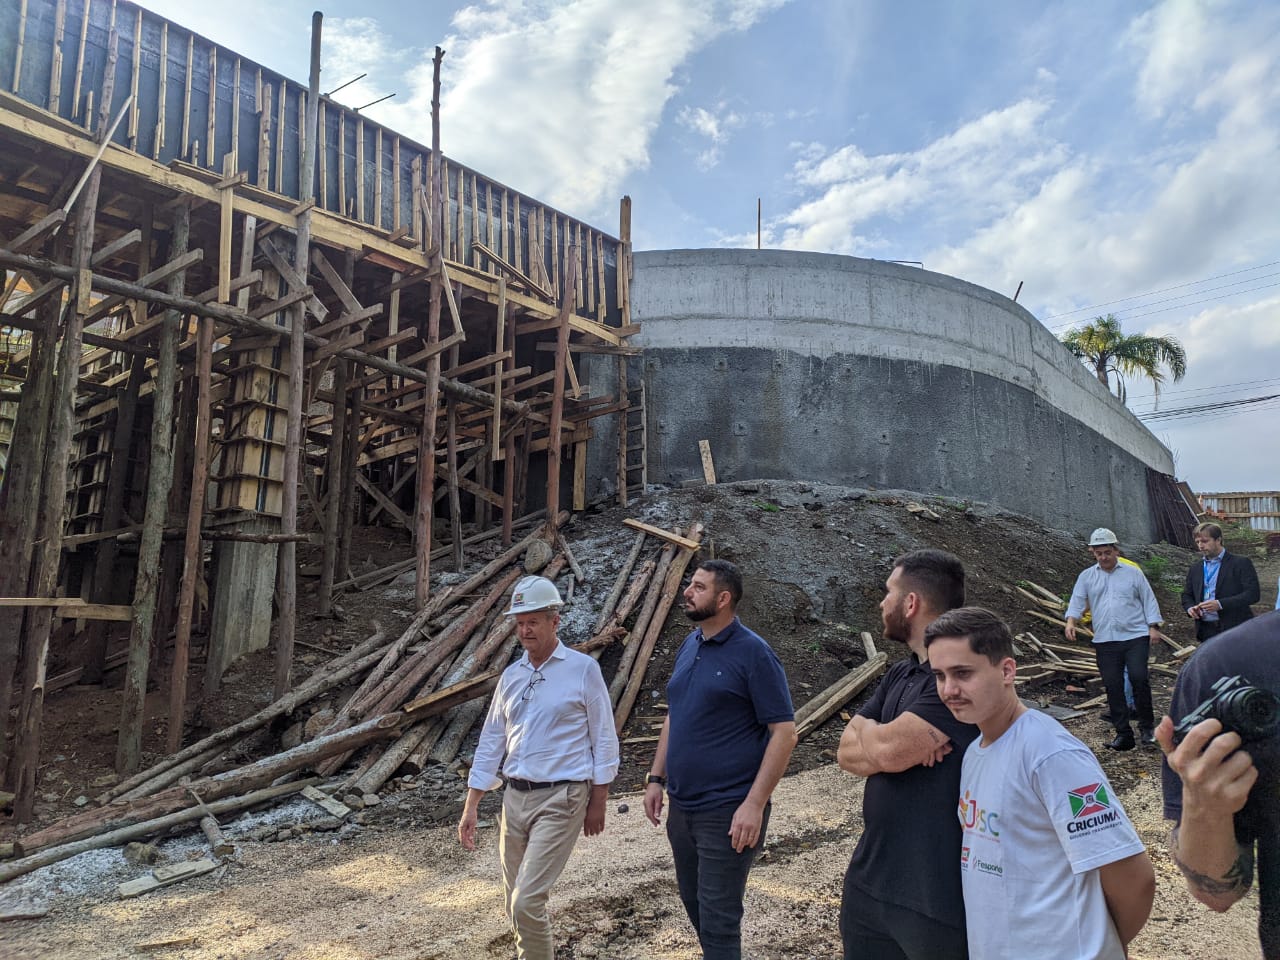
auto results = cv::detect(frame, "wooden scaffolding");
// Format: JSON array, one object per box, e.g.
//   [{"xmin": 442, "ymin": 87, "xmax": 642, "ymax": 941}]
[{"xmin": 0, "ymin": 0, "xmax": 642, "ymax": 821}]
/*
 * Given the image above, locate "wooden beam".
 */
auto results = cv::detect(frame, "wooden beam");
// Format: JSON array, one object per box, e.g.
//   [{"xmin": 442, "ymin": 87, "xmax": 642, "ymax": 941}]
[{"xmin": 621, "ymin": 519, "xmax": 702, "ymax": 551}]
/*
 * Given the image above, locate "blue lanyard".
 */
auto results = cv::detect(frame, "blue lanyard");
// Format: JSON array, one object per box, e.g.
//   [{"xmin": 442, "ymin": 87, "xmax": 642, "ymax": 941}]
[{"xmin": 1203, "ymin": 558, "xmax": 1221, "ymax": 597}]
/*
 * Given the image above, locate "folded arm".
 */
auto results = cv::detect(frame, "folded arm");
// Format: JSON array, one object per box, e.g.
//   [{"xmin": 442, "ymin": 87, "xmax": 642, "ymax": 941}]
[{"xmin": 837, "ymin": 712, "xmax": 951, "ymax": 776}]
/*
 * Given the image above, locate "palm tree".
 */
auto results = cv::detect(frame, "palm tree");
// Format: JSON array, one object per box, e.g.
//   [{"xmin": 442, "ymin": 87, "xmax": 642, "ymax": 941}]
[{"xmin": 1060, "ymin": 314, "xmax": 1187, "ymax": 405}]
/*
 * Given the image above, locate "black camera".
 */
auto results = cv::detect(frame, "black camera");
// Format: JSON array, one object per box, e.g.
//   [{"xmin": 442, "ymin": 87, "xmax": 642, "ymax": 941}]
[{"xmin": 1172, "ymin": 675, "xmax": 1280, "ymax": 745}]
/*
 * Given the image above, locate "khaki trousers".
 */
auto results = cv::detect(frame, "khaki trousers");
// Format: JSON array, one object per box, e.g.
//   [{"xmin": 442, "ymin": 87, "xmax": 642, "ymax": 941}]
[{"xmin": 499, "ymin": 781, "xmax": 590, "ymax": 960}]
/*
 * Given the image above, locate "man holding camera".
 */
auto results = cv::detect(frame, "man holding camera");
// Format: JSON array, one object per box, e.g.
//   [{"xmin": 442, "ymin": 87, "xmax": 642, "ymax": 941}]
[{"xmin": 1157, "ymin": 610, "xmax": 1280, "ymax": 959}]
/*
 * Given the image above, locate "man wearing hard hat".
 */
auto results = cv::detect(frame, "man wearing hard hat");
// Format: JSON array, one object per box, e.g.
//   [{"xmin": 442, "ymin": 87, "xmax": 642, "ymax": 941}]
[
  {"xmin": 1064, "ymin": 528, "xmax": 1165, "ymax": 751},
  {"xmin": 458, "ymin": 574, "xmax": 619, "ymax": 960}
]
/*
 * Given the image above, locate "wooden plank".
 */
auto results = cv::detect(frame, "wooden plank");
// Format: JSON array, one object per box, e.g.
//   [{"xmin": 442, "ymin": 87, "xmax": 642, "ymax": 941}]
[
  {"xmin": 118, "ymin": 859, "xmax": 219, "ymax": 898},
  {"xmin": 621, "ymin": 519, "xmax": 701, "ymax": 551},
  {"xmin": 218, "ymin": 153, "xmax": 235, "ymax": 303},
  {"xmin": 0, "ymin": 599, "xmax": 133, "ymax": 621},
  {"xmin": 698, "ymin": 440, "xmax": 716, "ymax": 485},
  {"xmin": 300, "ymin": 784, "xmax": 351, "ymax": 819},
  {"xmin": 354, "ymin": 471, "xmax": 412, "ymax": 531}
]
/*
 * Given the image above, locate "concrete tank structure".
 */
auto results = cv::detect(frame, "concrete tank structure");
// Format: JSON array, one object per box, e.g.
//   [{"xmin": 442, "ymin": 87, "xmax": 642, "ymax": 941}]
[{"xmin": 588, "ymin": 249, "xmax": 1175, "ymax": 543}]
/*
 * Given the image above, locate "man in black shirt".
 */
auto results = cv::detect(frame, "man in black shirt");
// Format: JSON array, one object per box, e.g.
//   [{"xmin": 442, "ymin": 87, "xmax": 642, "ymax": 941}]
[
  {"xmin": 838, "ymin": 549, "xmax": 977, "ymax": 960},
  {"xmin": 1157, "ymin": 610, "xmax": 1280, "ymax": 960}
]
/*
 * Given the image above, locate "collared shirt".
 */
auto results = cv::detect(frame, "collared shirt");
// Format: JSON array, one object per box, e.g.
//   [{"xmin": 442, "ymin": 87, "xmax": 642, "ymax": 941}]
[
  {"xmin": 1201, "ymin": 552, "xmax": 1225, "ymax": 622},
  {"xmin": 1066, "ymin": 562, "xmax": 1163, "ymax": 644},
  {"xmin": 467, "ymin": 640, "xmax": 619, "ymax": 791},
  {"xmin": 665, "ymin": 616, "xmax": 793, "ymax": 811}
]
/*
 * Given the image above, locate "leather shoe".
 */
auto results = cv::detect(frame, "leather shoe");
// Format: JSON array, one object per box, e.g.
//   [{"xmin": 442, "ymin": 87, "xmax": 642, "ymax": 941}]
[
  {"xmin": 1106, "ymin": 732, "xmax": 1136, "ymax": 751},
  {"xmin": 1139, "ymin": 728, "xmax": 1156, "ymax": 746}
]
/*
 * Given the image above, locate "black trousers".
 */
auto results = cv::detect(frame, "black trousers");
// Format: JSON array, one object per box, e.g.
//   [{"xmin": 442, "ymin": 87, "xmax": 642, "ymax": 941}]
[
  {"xmin": 840, "ymin": 871, "xmax": 968, "ymax": 960},
  {"xmin": 1095, "ymin": 637, "xmax": 1154, "ymax": 733}
]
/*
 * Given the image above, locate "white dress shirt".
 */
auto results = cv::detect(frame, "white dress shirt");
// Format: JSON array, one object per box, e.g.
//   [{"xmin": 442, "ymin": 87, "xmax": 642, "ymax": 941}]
[
  {"xmin": 1065, "ymin": 563, "xmax": 1163, "ymax": 644},
  {"xmin": 468, "ymin": 640, "xmax": 620, "ymax": 791}
]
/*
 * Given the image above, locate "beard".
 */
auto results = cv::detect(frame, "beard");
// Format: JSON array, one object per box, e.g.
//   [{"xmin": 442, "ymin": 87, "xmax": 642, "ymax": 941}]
[
  {"xmin": 685, "ymin": 598, "xmax": 716, "ymax": 622},
  {"xmin": 882, "ymin": 599, "xmax": 910, "ymax": 645}
]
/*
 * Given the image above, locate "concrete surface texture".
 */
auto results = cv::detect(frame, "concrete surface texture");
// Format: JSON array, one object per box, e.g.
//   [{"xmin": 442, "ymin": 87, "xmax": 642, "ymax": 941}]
[{"xmin": 588, "ymin": 249, "xmax": 1175, "ymax": 543}]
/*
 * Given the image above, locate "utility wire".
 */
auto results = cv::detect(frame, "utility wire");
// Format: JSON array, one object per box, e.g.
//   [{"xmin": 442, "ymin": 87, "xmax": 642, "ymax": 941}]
[
  {"xmin": 1042, "ymin": 259, "xmax": 1280, "ymax": 321},
  {"xmin": 1138, "ymin": 392, "xmax": 1280, "ymax": 421},
  {"xmin": 1050, "ymin": 278, "xmax": 1280, "ymax": 330},
  {"xmin": 1129, "ymin": 376, "xmax": 1280, "ymax": 411}
]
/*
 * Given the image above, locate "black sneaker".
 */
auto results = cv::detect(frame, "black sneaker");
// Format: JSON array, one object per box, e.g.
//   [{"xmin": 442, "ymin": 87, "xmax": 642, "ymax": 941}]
[
  {"xmin": 1106, "ymin": 731, "xmax": 1136, "ymax": 751},
  {"xmin": 1139, "ymin": 728, "xmax": 1156, "ymax": 746}
]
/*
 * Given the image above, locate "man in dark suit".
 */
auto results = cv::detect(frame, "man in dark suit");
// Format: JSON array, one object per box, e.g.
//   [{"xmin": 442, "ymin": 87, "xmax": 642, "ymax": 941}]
[{"xmin": 1181, "ymin": 522, "xmax": 1260, "ymax": 642}]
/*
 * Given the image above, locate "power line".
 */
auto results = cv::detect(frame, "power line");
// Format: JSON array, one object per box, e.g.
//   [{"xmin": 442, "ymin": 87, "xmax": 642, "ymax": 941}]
[
  {"xmin": 1120, "ymin": 280, "xmax": 1280, "ymax": 323},
  {"xmin": 1041, "ymin": 259, "xmax": 1280, "ymax": 321},
  {"xmin": 1153, "ymin": 398, "xmax": 1280, "ymax": 427},
  {"xmin": 1128, "ymin": 376, "xmax": 1280, "ymax": 411},
  {"xmin": 1146, "ymin": 400, "xmax": 1280, "ymax": 427},
  {"xmin": 1050, "ymin": 277, "xmax": 1280, "ymax": 330},
  {"xmin": 1138, "ymin": 392, "xmax": 1280, "ymax": 422}
]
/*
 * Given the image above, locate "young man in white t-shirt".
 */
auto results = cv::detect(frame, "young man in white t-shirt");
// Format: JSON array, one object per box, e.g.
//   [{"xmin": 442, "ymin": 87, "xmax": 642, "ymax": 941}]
[{"xmin": 924, "ymin": 607, "xmax": 1155, "ymax": 960}]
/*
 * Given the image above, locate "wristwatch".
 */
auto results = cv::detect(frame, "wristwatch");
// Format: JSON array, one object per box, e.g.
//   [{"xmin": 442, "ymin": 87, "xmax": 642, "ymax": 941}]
[{"xmin": 646, "ymin": 773, "xmax": 666, "ymax": 786}]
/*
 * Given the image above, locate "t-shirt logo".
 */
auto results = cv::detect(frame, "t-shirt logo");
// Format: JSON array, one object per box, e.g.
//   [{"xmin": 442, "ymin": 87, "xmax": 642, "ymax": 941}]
[{"xmin": 1068, "ymin": 783, "xmax": 1111, "ymax": 819}]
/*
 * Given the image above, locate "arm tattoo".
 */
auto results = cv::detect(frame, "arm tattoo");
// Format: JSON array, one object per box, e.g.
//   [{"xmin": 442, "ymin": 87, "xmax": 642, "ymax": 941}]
[
  {"xmin": 1170, "ymin": 826, "xmax": 1255, "ymax": 899},
  {"xmin": 927, "ymin": 728, "xmax": 944, "ymax": 744}
]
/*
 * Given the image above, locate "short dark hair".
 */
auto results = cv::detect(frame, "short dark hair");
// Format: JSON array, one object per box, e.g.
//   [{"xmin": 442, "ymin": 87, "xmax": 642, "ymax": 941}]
[
  {"xmin": 1193, "ymin": 521, "xmax": 1223, "ymax": 541},
  {"xmin": 696, "ymin": 559, "xmax": 743, "ymax": 607},
  {"xmin": 894, "ymin": 549, "xmax": 965, "ymax": 614},
  {"xmin": 924, "ymin": 607, "xmax": 1015, "ymax": 664}
]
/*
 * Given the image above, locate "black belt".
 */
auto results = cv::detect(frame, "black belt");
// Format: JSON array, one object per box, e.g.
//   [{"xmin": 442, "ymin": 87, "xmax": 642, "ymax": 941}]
[{"xmin": 505, "ymin": 777, "xmax": 580, "ymax": 792}]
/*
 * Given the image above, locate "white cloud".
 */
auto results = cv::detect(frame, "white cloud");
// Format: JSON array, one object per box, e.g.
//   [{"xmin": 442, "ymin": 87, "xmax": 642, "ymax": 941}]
[
  {"xmin": 1126, "ymin": 0, "xmax": 1221, "ymax": 118},
  {"xmin": 349, "ymin": 0, "xmax": 789, "ymax": 221},
  {"xmin": 769, "ymin": 98, "xmax": 1066, "ymax": 255},
  {"xmin": 677, "ymin": 103, "xmax": 745, "ymax": 170}
]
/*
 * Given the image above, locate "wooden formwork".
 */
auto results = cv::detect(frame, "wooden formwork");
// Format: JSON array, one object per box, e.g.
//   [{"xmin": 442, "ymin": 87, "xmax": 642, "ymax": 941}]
[{"xmin": 0, "ymin": 0, "xmax": 640, "ymax": 820}]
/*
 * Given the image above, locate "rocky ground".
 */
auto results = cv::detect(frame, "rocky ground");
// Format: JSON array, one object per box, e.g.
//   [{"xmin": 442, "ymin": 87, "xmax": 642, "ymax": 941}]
[{"xmin": 2, "ymin": 480, "xmax": 1276, "ymax": 958}]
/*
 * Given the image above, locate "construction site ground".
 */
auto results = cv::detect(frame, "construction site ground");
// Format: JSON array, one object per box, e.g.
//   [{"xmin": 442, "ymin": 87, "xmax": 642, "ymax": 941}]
[{"xmin": 3, "ymin": 480, "xmax": 1277, "ymax": 959}]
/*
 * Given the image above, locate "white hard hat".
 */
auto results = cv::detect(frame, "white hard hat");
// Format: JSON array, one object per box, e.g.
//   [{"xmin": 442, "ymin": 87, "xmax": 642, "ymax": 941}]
[
  {"xmin": 1088, "ymin": 527, "xmax": 1119, "ymax": 547},
  {"xmin": 504, "ymin": 575, "xmax": 563, "ymax": 615}
]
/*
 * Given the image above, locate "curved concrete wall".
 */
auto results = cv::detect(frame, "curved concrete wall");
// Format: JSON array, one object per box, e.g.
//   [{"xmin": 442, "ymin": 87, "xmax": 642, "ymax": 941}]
[{"xmin": 587, "ymin": 249, "xmax": 1174, "ymax": 543}]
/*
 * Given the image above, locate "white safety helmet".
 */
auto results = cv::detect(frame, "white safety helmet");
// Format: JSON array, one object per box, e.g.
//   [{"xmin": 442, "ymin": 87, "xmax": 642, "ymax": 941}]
[
  {"xmin": 1088, "ymin": 527, "xmax": 1119, "ymax": 547},
  {"xmin": 504, "ymin": 575, "xmax": 563, "ymax": 616}
]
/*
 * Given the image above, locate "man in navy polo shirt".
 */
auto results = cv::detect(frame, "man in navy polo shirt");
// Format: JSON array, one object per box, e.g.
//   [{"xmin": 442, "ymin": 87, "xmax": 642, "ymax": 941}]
[{"xmin": 644, "ymin": 559, "xmax": 797, "ymax": 959}]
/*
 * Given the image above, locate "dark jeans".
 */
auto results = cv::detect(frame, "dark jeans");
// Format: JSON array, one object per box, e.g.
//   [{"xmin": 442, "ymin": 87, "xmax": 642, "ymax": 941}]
[
  {"xmin": 1095, "ymin": 637, "xmax": 1154, "ymax": 733},
  {"xmin": 667, "ymin": 800, "xmax": 769, "ymax": 960},
  {"xmin": 840, "ymin": 878, "xmax": 968, "ymax": 960}
]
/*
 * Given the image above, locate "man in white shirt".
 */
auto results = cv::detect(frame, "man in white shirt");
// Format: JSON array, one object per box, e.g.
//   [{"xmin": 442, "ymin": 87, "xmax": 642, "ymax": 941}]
[
  {"xmin": 926, "ymin": 606, "xmax": 1155, "ymax": 960},
  {"xmin": 1065, "ymin": 527, "xmax": 1164, "ymax": 751},
  {"xmin": 458, "ymin": 575, "xmax": 619, "ymax": 960}
]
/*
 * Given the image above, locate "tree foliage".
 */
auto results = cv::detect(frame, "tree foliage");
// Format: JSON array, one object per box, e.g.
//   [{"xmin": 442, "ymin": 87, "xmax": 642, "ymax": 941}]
[{"xmin": 1060, "ymin": 314, "xmax": 1187, "ymax": 405}]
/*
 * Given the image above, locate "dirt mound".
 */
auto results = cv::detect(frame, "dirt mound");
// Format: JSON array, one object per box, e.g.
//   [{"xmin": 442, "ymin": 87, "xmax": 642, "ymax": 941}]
[{"xmin": 4, "ymin": 480, "xmax": 1273, "ymax": 960}]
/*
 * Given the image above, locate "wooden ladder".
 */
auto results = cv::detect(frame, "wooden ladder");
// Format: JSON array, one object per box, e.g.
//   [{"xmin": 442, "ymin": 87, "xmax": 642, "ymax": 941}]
[{"xmin": 616, "ymin": 358, "xmax": 647, "ymax": 506}]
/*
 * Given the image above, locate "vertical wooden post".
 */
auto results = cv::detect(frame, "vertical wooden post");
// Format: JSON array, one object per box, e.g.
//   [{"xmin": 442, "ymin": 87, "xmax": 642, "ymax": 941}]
[
  {"xmin": 116, "ymin": 200, "xmax": 186, "ymax": 776},
  {"xmin": 81, "ymin": 350, "xmax": 146, "ymax": 682},
  {"xmin": 0, "ymin": 250, "xmax": 62, "ymax": 788},
  {"xmin": 318, "ymin": 339, "xmax": 347, "ymax": 615},
  {"xmin": 573, "ymin": 440, "xmax": 587, "ymax": 512},
  {"xmin": 545, "ymin": 248, "xmax": 579, "ymax": 538},
  {"xmin": 339, "ymin": 364, "xmax": 360, "ymax": 578},
  {"xmin": 500, "ymin": 299, "xmax": 516, "ymax": 547},
  {"xmin": 414, "ymin": 47, "xmax": 445, "ymax": 611},
  {"xmin": 13, "ymin": 188, "xmax": 101, "ymax": 819},
  {"xmin": 275, "ymin": 12, "xmax": 321, "ymax": 697},
  {"xmin": 616, "ymin": 354, "xmax": 628, "ymax": 507},
  {"xmin": 445, "ymin": 341, "xmax": 463, "ymax": 571},
  {"xmin": 167, "ymin": 288, "xmax": 212, "ymax": 751}
]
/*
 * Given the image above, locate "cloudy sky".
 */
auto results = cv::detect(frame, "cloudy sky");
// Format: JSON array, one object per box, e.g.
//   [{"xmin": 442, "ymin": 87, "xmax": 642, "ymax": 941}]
[{"xmin": 143, "ymin": 0, "xmax": 1280, "ymax": 495}]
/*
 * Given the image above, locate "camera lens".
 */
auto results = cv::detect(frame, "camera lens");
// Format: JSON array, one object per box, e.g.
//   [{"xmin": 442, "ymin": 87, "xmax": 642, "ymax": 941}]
[{"xmin": 1220, "ymin": 688, "xmax": 1280, "ymax": 741}]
